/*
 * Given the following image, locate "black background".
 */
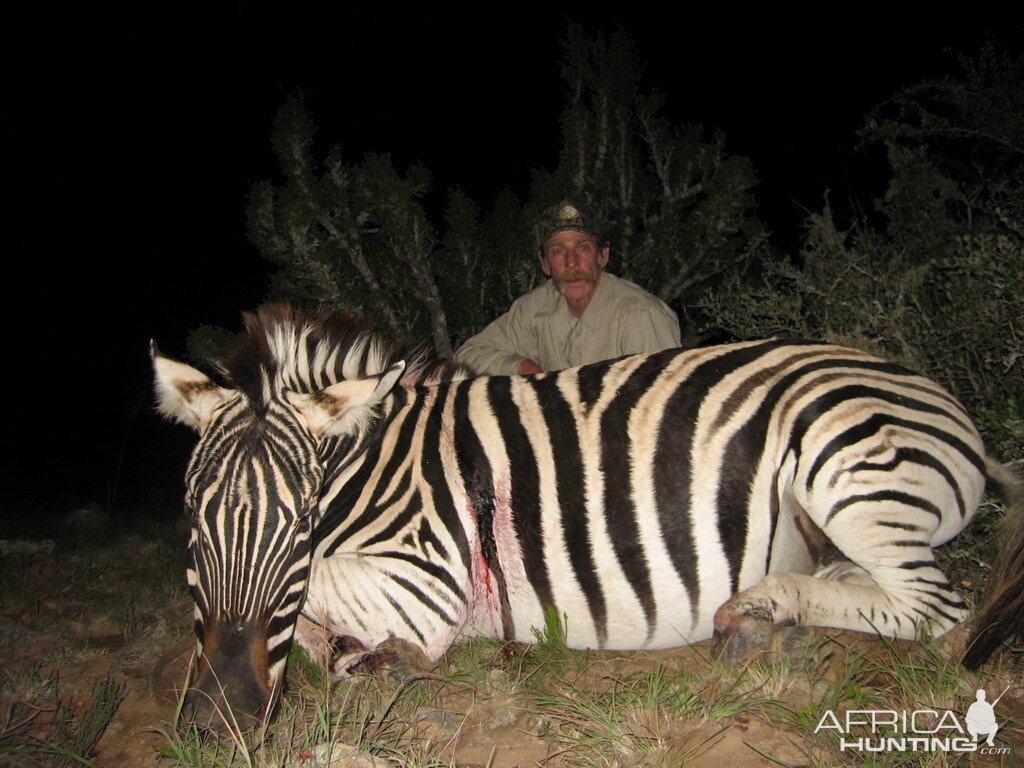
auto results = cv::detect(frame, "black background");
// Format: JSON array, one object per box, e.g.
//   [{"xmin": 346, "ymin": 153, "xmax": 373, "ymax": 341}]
[{"xmin": 4, "ymin": 6, "xmax": 1010, "ymax": 528}]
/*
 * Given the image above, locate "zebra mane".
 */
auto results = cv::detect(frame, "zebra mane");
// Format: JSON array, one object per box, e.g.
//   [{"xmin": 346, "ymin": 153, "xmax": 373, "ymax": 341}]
[{"xmin": 219, "ymin": 304, "xmax": 471, "ymax": 412}]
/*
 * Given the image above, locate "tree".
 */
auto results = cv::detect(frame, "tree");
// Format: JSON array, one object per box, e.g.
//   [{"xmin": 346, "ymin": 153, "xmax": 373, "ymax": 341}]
[
  {"xmin": 245, "ymin": 24, "xmax": 766, "ymax": 355},
  {"xmin": 702, "ymin": 44, "xmax": 1024, "ymax": 457},
  {"xmin": 548, "ymin": 22, "xmax": 767, "ymax": 320},
  {"xmin": 246, "ymin": 99, "xmax": 454, "ymax": 354}
]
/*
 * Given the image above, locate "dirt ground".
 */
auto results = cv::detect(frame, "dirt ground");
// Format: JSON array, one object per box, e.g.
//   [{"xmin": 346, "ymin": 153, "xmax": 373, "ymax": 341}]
[{"xmin": 3, "ymin": 534, "xmax": 1023, "ymax": 768}]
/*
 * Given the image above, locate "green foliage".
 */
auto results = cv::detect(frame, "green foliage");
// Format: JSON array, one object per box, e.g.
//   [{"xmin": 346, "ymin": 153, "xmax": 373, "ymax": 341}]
[
  {"xmin": 437, "ymin": 188, "xmax": 538, "ymax": 348},
  {"xmin": 246, "ymin": 23, "xmax": 765, "ymax": 355},
  {"xmin": 50, "ymin": 679, "xmax": 125, "ymax": 768},
  {"xmin": 0, "ymin": 669, "xmax": 121, "ymax": 768},
  {"xmin": 864, "ymin": 43, "xmax": 1024, "ymax": 245},
  {"xmin": 532, "ymin": 606, "xmax": 570, "ymax": 652},
  {"xmin": 789, "ymin": 703, "xmax": 821, "ymax": 733},
  {"xmin": 702, "ymin": 45, "xmax": 1024, "ymax": 459},
  {"xmin": 551, "ymin": 22, "xmax": 767, "ymax": 314},
  {"xmin": 248, "ymin": 107, "xmax": 455, "ymax": 352}
]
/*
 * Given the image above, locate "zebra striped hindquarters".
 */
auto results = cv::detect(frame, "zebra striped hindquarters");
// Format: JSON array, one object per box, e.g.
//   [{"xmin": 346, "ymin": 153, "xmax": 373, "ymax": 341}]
[{"xmin": 152, "ymin": 305, "xmax": 1019, "ymax": 728}]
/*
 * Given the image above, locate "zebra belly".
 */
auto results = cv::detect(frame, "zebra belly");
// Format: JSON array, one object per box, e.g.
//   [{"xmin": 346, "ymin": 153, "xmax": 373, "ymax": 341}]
[
  {"xmin": 458, "ymin": 571, "xmax": 733, "ymax": 649},
  {"xmin": 461, "ymin": 503, "xmax": 745, "ymax": 650}
]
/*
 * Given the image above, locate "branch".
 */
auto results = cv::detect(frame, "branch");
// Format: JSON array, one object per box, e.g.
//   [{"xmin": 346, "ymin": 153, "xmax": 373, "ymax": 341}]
[
  {"xmin": 390, "ymin": 216, "xmax": 453, "ymax": 357},
  {"xmin": 316, "ymin": 213, "xmax": 401, "ymax": 333}
]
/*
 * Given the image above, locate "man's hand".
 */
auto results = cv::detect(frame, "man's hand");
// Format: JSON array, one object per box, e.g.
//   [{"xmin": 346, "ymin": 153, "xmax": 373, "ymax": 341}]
[{"xmin": 517, "ymin": 359, "xmax": 543, "ymax": 375}]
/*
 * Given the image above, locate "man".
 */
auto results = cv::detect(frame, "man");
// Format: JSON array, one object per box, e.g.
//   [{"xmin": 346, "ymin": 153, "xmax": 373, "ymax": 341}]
[{"xmin": 454, "ymin": 201, "xmax": 681, "ymax": 375}]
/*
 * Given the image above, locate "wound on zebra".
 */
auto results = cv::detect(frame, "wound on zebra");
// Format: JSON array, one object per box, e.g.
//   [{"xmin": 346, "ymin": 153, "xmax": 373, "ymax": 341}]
[{"xmin": 152, "ymin": 304, "xmax": 1024, "ymax": 729}]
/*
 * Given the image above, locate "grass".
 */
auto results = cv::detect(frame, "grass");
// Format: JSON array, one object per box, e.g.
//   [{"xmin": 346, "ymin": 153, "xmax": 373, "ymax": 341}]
[
  {"xmin": 779, "ymin": 634, "xmax": 1024, "ymax": 767},
  {"xmin": 50, "ymin": 678, "xmax": 126, "ymax": 768},
  {"xmin": 0, "ymin": 666, "xmax": 122, "ymax": 768},
  {"xmin": 0, "ymin": 523, "xmax": 189, "ymax": 765},
  {"xmin": 1, "ymin": 517, "xmax": 1022, "ymax": 767}
]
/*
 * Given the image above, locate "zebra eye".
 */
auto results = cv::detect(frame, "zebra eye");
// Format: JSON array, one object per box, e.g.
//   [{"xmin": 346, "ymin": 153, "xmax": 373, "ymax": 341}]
[{"xmin": 293, "ymin": 501, "xmax": 315, "ymax": 524}]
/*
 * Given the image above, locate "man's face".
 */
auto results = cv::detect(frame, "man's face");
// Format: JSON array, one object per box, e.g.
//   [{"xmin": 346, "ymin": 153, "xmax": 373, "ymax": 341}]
[{"xmin": 540, "ymin": 230, "xmax": 609, "ymax": 304}]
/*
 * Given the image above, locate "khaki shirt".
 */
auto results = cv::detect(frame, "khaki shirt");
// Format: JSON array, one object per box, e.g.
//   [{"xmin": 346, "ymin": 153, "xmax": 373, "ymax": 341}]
[{"xmin": 454, "ymin": 273, "xmax": 681, "ymax": 375}]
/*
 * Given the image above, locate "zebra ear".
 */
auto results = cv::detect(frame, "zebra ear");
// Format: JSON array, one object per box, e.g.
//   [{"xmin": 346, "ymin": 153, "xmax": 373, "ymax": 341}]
[
  {"xmin": 285, "ymin": 361, "xmax": 406, "ymax": 439},
  {"xmin": 151, "ymin": 342, "xmax": 234, "ymax": 433}
]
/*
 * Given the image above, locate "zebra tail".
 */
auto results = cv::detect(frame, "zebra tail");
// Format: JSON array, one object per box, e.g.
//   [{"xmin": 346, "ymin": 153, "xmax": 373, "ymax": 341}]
[{"xmin": 962, "ymin": 459, "xmax": 1024, "ymax": 669}]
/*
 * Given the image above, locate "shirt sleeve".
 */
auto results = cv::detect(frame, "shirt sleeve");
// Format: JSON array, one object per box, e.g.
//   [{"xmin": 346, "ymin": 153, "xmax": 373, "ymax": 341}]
[
  {"xmin": 618, "ymin": 300, "xmax": 681, "ymax": 357},
  {"xmin": 454, "ymin": 299, "xmax": 538, "ymax": 375}
]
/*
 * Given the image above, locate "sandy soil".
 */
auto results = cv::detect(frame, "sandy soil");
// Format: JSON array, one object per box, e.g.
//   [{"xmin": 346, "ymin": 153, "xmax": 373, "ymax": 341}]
[{"xmin": 3, "ymin": 539, "xmax": 1022, "ymax": 768}]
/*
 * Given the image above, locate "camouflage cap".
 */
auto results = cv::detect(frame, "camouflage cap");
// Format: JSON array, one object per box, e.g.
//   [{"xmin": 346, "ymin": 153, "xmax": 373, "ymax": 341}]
[{"xmin": 535, "ymin": 200, "xmax": 606, "ymax": 251}]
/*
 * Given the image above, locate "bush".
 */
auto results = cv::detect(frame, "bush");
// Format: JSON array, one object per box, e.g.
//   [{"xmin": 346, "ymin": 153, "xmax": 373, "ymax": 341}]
[
  {"xmin": 703, "ymin": 209, "xmax": 1023, "ymax": 457},
  {"xmin": 702, "ymin": 45, "xmax": 1024, "ymax": 459}
]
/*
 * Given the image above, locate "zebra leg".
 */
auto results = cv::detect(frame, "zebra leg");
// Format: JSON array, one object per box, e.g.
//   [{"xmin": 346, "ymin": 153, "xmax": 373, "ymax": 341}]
[
  {"xmin": 301, "ymin": 554, "xmax": 469, "ymax": 680},
  {"xmin": 293, "ymin": 614, "xmax": 372, "ymax": 677},
  {"xmin": 713, "ymin": 554, "xmax": 968, "ymax": 665},
  {"xmin": 294, "ymin": 614, "xmax": 334, "ymax": 669},
  {"xmin": 294, "ymin": 614, "xmax": 430, "ymax": 680},
  {"xmin": 715, "ymin": 441, "xmax": 978, "ymax": 665},
  {"xmin": 712, "ymin": 560, "xmax": 869, "ymax": 664}
]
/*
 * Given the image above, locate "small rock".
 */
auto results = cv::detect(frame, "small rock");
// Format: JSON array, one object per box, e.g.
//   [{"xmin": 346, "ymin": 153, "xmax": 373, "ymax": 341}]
[
  {"xmin": 935, "ymin": 624, "xmax": 967, "ymax": 659},
  {"xmin": 283, "ymin": 741, "xmax": 390, "ymax": 768}
]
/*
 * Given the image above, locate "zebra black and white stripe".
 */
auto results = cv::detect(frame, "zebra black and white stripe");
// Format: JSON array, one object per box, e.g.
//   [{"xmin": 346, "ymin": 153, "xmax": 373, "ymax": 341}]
[{"xmin": 153, "ymin": 305, "xmax": 1023, "ymax": 725}]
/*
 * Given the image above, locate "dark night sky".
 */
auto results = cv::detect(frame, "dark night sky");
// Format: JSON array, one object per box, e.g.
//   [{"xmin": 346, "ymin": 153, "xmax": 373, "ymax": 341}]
[{"xmin": 4, "ymin": 6, "xmax": 1013, "ymax": 528}]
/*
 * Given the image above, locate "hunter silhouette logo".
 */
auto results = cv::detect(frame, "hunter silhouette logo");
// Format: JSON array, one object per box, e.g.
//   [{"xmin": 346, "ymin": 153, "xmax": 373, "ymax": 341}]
[
  {"xmin": 814, "ymin": 687, "xmax": 1011, "ymax": 754},
  {"xmin": 965, "ymin": 687, "xmax": 1006, "ymax": 746}
]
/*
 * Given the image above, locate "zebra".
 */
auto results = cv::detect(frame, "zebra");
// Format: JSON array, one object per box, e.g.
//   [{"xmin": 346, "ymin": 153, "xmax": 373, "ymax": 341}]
[{"xmin": 152, "ymin": 304, "xmax": 1023, "ymax": 727}]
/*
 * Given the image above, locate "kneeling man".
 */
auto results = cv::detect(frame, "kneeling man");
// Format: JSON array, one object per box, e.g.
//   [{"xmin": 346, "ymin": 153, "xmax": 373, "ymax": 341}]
[{"xmin": 455, "ymin": 201, "xmax": 681, "ymax": 375}]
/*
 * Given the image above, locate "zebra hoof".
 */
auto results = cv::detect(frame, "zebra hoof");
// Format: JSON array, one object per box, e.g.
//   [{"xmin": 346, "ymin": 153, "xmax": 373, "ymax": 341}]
[
  {"xmin": 713, "ymin": 615, "xmax": 775, "ymax": 666},
  {"xmin": 712, "ymin": 594, "xmax": 795, "ymax": 665},
  {"xmin": 713, "ymin": 615, "xmax": 815, "ymax": 666},
  {"xmin": 340, "ymin": 637, "xmax": 432, "ymax": 681}
]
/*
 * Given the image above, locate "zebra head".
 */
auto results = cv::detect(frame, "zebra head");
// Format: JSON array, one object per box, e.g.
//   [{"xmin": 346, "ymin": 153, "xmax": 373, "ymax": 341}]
[{"xmin": 152, "ymin": 340, "xmax": 405, "ymax": 729}]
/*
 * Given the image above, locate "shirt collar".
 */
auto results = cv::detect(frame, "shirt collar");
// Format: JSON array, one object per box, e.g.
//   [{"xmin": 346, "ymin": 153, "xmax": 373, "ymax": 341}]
[{"xmin": 570, "ymin": 272, "xmax": 614, "ymax": 329}]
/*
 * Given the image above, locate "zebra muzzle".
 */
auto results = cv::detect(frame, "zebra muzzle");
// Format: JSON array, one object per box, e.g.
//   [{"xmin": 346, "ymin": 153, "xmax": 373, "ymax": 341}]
[{"xmin": 184, "ymin": 618, "xmax": 274, "ymax": 731}]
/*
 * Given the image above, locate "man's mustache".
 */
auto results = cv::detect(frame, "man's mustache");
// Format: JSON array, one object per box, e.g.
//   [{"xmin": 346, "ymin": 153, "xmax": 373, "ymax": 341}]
[{"xmin": 553, "ymin": 270, "xmax": 596, "ymax": 287}]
